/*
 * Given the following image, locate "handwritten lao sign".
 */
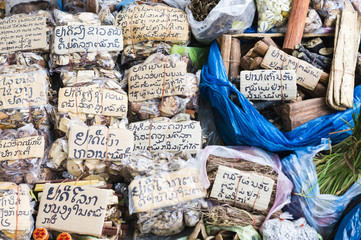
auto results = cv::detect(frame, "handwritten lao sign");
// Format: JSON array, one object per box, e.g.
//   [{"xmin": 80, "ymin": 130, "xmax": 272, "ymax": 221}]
[
  {"xmin": 261, "ymin": 46, "xmax": 323, "ymax": 90},
  {"xmin": 128, "ymin": 120, "xmax": 202, "ymax": 154},
  {"xmin": 58, "ymin": 84, "xmax": 128, "ymax": 118},
  {"xmin": 0, "ymin": 70, "xmax": 48, "ymax": 110},
  {"xmin": 116, "ymin": 5, "xmax": 189, "ymax": 46},
  {"xmin": 128, "ymin": 61, "xmax": 187, "ymax": 102},
  {"xmin": 53, "ymin": 25, "xmax": 123, "ymax": 54},
  {"xmin": 129, "ymin": 167, "xmax": 206, "ymax": 213},
  {"xmin": 210, "ymin": 166, "xmax": 275, "ymax": 211},
  {"xmin": 240, "ymin": 70, "xmax": 297, "ymax": 100},
  {"xmin": 0, "ymin": 193, "xmax": 32, "ymax": 231},
  {"xmin": 0, "ymin": 136, "xmax": 44, "ymax": 161},
  {"xmin": 68, "ymin": 124, "xmax": 134, "ymax": 161},
  {"xmin": 36, "ymin": 184, "xmax": 110, "ymax": 237},
  {"xmin": 0, "ymin": 15, "xmax": 47, "ymax": 53}
]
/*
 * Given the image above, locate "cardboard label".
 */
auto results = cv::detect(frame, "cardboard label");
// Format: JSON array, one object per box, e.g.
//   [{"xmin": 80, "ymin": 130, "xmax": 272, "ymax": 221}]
[
  {"xmin": 210, "ymin": 166, "xmax": 275, "ymax": 211},
  {"xmin": 68, "ymin": 124, "xmax": 134, "ymax": 161},
  {"xmin": 128, "ymin": 120, "xmax": 202, "ymax": 154},
  {"xmin": 261, "ymin": 46, "xmax": 323, "ymax": 90},
  {"xmin": 53, "ymin": 25, "xmax": 123, "ymax": 54},
  {"xmin": 240, "ymin": 70, "xmax": 297, "ymax": 100},
  {"xmin": 58, "ymin": 84, "xmax": 128, "ymax": 118},
  {"xmin": 0, "ymin": 70, "xmax": 48, "ymax": 110},
  {"xmin": 0, "ymin": 136, "xmax": 45, "ymax": 161},
  {"xmin": 36, "ymin": 184, "xmax": 109, "ymax": 237},
  {"xmin": 129, "ymin": 167, "xmax": 206, "ymax": 213},
  {"xmin": 116, "ymin": 5, "xmax": 189, "ymax": 45},
  {"xmin": 0, "ymin": 15, "xmax": 47, "ymax": 53},
  {"xmin": 128, "ymin": 61, "xmax": 187, "ymax": 102},
  {"xmin": 0, "ymin": 194, "xmax": 32, "ymax": 231}
]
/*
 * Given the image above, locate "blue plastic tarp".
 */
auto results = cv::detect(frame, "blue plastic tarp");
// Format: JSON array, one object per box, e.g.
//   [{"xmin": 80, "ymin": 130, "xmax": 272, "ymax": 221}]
[{"xmin": 200, "ymin": 41, "xmax": 361, "ymax": 152}]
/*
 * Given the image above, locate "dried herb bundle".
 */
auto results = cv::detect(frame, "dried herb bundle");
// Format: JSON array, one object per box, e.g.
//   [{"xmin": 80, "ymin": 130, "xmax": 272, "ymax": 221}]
[
  {"xmin": 205, "ymin": 155, "xmax": 280, "ymax": 228},
  {"xmin": 207, "ymin": 155, "xmax": 278, "ymax": 215},
  {"xmin": 188, "ymin": 0, "xmax": 220, "ymax": 22},
  {"xmin": 315, "ymin": 113, "xmax": 361, "ymax": 195},
  {"xmin": 206, "ymin": 205, "xmax": 267, "ymax": 230}
]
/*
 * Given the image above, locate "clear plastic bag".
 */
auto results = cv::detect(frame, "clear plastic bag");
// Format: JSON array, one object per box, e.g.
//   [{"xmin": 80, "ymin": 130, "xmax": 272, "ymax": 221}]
[
  {"xmin": 0, "ymin": 182, "xmax": 35, "ymax": 240},
  {"xmin": 127, "ymin": 53, "xmax": 199, "ymax": 121},
  {"xmin": 51, "ymin": 78, "xmax": 128, "ymax": 135},
  {"xmin": 124, "ymin": 150, "xmax": 208, "ymax": 236},
  {"xmin": 50, "ymin": 9, "xmax": 122, "ymax": 71},
  {"xmin": 6, "ymin": 0, "xmax": 54, "ymax": 15},
  {"xmin": 129, "ymin": 96, "xmax": 190, "ymax": 121},
  {"xmin": 197, "ymin": 146, "xmax": 293, "ymax": 226},
  {"xmin": 61, "ymin": 0, "xmax": 99, "ymax": 13},
  {"xmin": 0, "ymin": 64, "xmax": 54, "ymax": 130},
  {"xmin": 0, "ymin": 10, "xmax": 55, "ymax": 67},
  {"xmin": 304, "ymin": 9, "xmax": 323, "ymax": 33},
  {"xmin": 47, "ymin": 119, "xmax": 131, "ymax": 182},
  {"xmin": 0, "ymin": 124, "xmax": 52, "ymax": 184},
  {"xmin": 255, "ymin": 0, "xmax": 291, "ymax": 32},
  {"xmin": 186, "ymin": 0, "xmax": 255, "ymax": 43},
  {"xmin": 59, "ymin": 68, "xmax": 123, "ymax": 87},
  {"xmin": 282, "ymin": 139, "xmax": 361, "ymax": 238},
  {"xmin": 121, "ymin": 41, "xmax": 172, "ymax": 65},
  {"xmin": 311, "ymin": 0, "xmax": 345, "ymax": 27},
  {"xmin": 263, "ymin": 213, "xmax": 321, "ymax": 240},
  {"xmin": 116, "ymin": 3, "xmax": 190, "ymax": 46}
]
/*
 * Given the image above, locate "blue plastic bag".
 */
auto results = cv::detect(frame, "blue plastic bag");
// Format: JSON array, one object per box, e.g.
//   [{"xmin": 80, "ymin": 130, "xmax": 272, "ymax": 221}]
[
  {"xmin": 282, "ymin": 140, "xmax": 361, "ymax": 238},
  {"xmin": 200, "ymin": 42, "xmax": 361, "ymax": 151},
  {"xmin": 334, "ymin": 201, "xmax": 361, "ymax": 240}
]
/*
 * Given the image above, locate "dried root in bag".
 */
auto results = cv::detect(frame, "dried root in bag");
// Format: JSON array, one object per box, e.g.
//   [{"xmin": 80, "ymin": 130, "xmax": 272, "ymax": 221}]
[
  {"xmin": 121, "ymin": 41, "xmax": 172, "ymax": 65},
  {"xmin": 7, "ymin": 0, "xmax": 55, "ymax": 15},
  {"xmin": 311, "ymin": 0, "xmax": 345, "ymax": 27},
  {"xmin": 129, "ymin": 96, "xmax": 190, "ymax": 121},
  {"xmin": 0, "ymin": 10, "xmax": 55, "ymax": 67},
  {"xmin": 51, "ymin": 78, "xmax": 128, "ymax": 135},
  {"xmin": 0, "ymin": 124, "xmax": 52, "ymax": 184},
  {"xmin": 116, "ymin": 4, "xmax": 190, "ymax": 46},
  {"xmin": 0, "ymin": 182, "xmax": 35, "ymax": 240},
  {"xmin": 59, "ymin": 68, "xmax": 123, "ymax": 87},
  {"xmin": 0, "ymin": 0, "xmax": 4, "ymax": 19},
  {"xmin": 304, "ymin": 9, "xmax": 323, "ymax": 33},
  {"xmin": 128, "ymin": 114, "xmax": 203, "ymax": 154},
  {"xmin": 127, "ymin": 53, "xmax": 199, "ymax": 120},
  {"xmin": 136, "ymin": 198, "xmax": 209, "ymax": 237},
  {"xmin": 186, "ymin": 0, "xmax": 255, "ymax": 43},
  {"xmin": 124, "ymin": 150, "xmax": 208, "ymax": 236},
  {"xmin": 122, "ymin": 150, "xmax": 192, "ymax": 182},
  {"xmin": 47, "ymin": 120, "xmax": 132, "ymax": 182},
  {"xmin": 0, "ymin": 64, "xmax": 54, "ymax": 130},
  {"xmin": 61, "ymin": 0, "xmax": 99, "ymax": 14},
  {"xmin": 51, "ymin": 10, "xmax": 122, "ymax": 71}
]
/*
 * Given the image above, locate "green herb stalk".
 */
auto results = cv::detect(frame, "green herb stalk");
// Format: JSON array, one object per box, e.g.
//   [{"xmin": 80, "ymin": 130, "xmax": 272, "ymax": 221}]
[{"xmin": 315, "ymin": 112, "xmax": 361, "ymax": 196}]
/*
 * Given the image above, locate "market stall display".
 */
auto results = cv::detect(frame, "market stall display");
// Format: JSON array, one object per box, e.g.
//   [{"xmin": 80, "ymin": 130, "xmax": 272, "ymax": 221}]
[{"xmin": 0, "ymin": 0, "xmax": 360, "ymax": 239}]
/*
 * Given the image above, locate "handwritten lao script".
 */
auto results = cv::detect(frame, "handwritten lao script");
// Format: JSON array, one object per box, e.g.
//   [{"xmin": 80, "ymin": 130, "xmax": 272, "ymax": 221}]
[{"xmin": 210, "ymin": 165, "xmax": 275, "ymax": 211}]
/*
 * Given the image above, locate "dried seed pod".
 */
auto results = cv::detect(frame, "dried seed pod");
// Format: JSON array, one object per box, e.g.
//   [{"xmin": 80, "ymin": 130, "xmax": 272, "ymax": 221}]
[{"xmin": 256, "ymin": 0, "xmax": 292, "ymax": 32}]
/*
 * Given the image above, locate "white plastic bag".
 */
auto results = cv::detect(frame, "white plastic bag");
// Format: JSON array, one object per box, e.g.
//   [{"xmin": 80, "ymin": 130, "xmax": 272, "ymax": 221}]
[
  {"xmin": 186, "ymin": 0, "xmax": 256, "ymax": 44},
  {"xmin": 263, "ymin": 213, "xmax": 320, "ymax": 240}
]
